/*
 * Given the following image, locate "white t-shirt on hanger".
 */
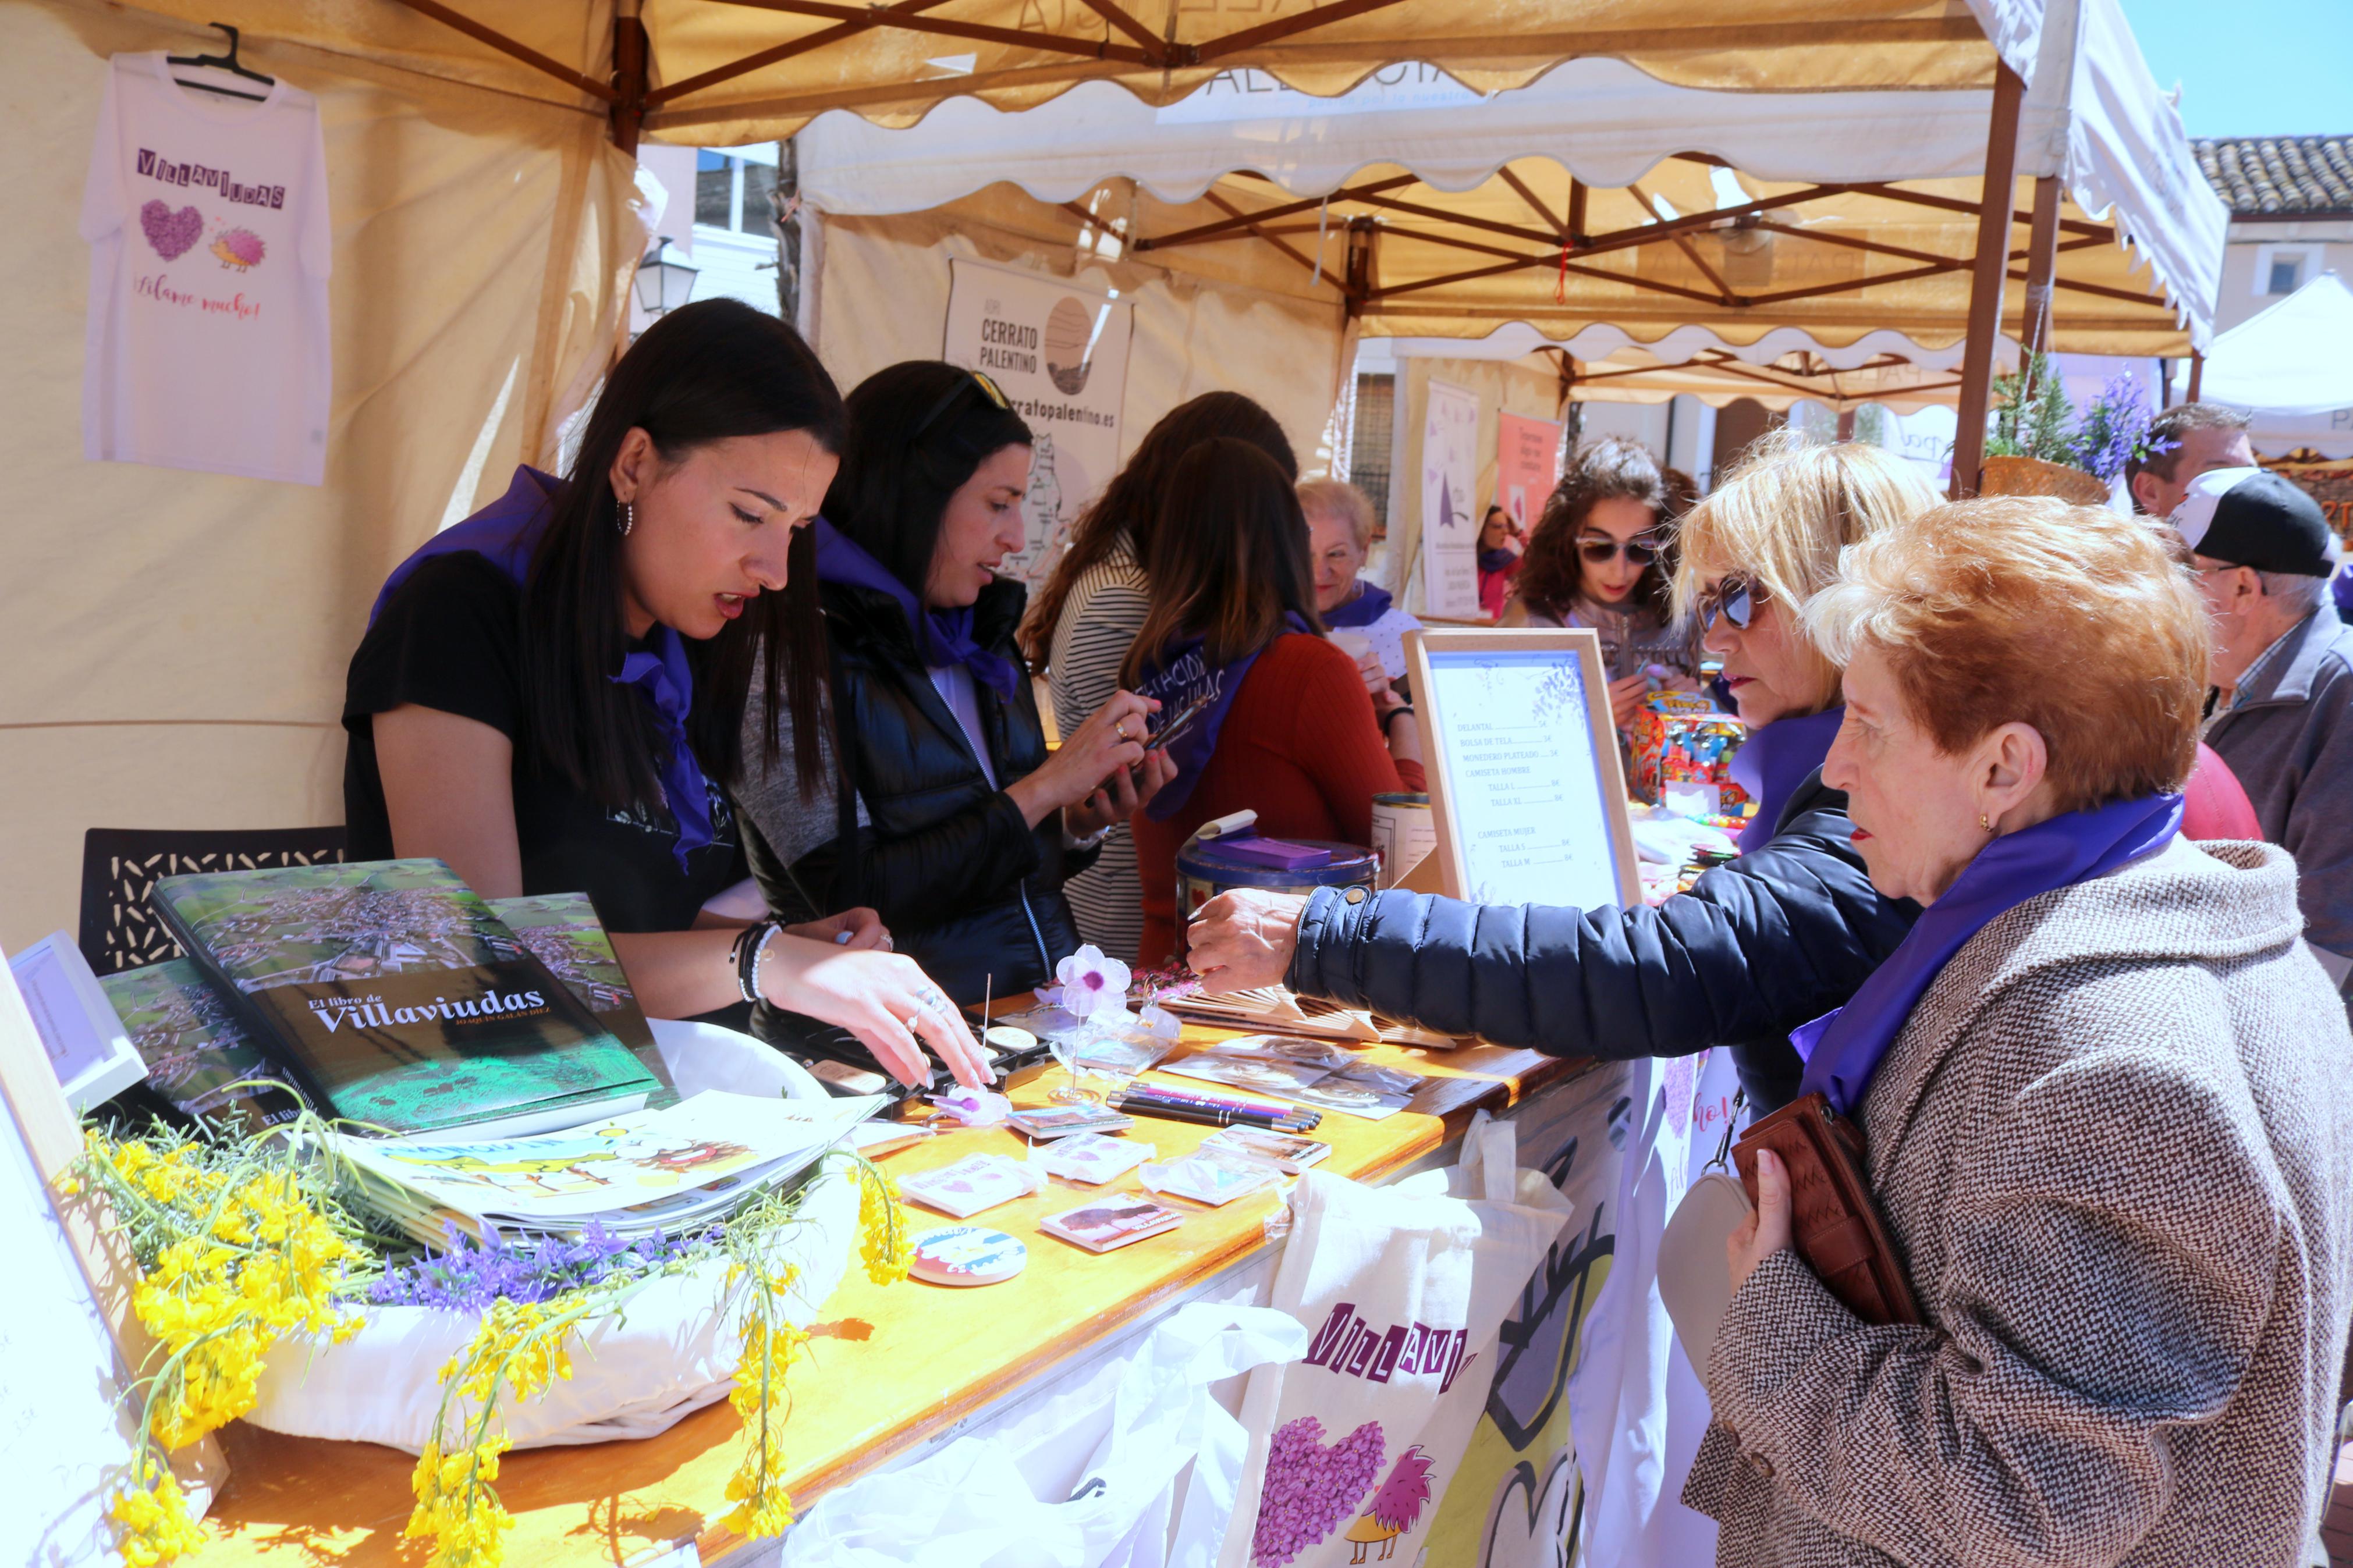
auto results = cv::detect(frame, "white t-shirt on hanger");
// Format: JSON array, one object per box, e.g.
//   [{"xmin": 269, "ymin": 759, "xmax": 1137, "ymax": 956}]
[{"xmin": 80, "ymin": 52, "xmax": 332, "ymax": 485}]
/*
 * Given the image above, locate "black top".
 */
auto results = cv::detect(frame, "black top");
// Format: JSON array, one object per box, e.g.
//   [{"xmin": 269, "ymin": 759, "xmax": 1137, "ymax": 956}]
[
  {"xmin": 747, "ymin": 574, "xmax": 1091, "ymax": 1008},
  {"xmin": 1286, "ymin": 768, "xmax": 1921, "ymax": 1115},
  {"xmin": 342, "ymin": 552, "xmax": 747, "ymax": 935}
]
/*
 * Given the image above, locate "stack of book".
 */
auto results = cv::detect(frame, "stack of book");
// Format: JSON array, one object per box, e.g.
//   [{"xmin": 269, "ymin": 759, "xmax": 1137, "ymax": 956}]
[
  {"xmin": 332, "ymin": 1090, "xmax": 883, "ymax": 1246},
  {"xmin": 100, "ymin": 860, "xmax": 667, "ymax": 1140}
]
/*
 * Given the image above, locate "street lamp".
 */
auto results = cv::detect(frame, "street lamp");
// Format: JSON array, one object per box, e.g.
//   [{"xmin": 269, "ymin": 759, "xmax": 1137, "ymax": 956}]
[{"xmin": 634, "ymin": 238, "xmax": 698, "ymax": 317}]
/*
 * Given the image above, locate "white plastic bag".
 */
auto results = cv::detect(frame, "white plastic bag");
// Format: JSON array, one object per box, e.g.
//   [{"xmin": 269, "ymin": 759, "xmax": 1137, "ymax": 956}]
[{"xmin": 779, "ymin": 1303, "xmax": 1310, "ymax": 1567}]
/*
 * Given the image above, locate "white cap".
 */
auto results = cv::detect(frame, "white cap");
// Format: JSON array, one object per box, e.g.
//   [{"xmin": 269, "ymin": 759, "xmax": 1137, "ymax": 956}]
[{"xmin": 2166, "ymin": 465, "xmax": 2265, "ymax": 553}]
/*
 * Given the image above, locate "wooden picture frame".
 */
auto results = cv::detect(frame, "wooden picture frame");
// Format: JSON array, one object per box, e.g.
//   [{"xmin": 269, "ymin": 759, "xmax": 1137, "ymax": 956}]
[{"xmin": 1404, "ymin": 626, "xmax": 1642, "ymax": 911}]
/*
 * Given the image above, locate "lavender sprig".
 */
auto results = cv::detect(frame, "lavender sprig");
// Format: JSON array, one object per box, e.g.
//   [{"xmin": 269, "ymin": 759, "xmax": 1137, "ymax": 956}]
[{"xmin": 368, "ymin": 1220, "xmax": 721, "ymax": 1311}]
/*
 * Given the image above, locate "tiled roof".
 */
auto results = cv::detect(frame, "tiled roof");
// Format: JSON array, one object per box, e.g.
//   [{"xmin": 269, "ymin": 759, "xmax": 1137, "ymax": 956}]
[{"xmin": 2194, "ymin": 136, "xmax": 2353, "ymax": 217}]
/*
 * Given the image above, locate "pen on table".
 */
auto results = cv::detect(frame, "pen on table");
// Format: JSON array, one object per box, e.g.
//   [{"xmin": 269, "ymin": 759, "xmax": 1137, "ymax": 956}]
[
  {"xmin": 1128, "ymin": 1083, "xmax": 1320, "ymax": 1126},
  {"xmin": 1110, "ymin": 1094, "xmax": 1296, "ymax": 1132},
  {"xmin": 1113, "ymin": 1088, "xmax": 1313, "ymax": 1130}
]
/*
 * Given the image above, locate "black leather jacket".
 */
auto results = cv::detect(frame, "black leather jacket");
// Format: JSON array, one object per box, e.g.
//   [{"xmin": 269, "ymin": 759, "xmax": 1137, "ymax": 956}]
[
  {"xmin": 748, "ymin": 575, "xmax": 1089, "ymax": 1007},
  {"xmin": 1285, "ymin": 769, "xmax": 1919, "ymax": 1114}
]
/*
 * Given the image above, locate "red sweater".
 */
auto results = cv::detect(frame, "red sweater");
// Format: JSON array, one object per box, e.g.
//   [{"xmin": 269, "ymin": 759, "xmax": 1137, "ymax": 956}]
[
  {"xmin": 2184, "ymin": 739, "xmax": 2260, "ymax": 841},
  {"xmin": 1133, "ymin": 634, "xmax": 1419, "ymax": 966}
]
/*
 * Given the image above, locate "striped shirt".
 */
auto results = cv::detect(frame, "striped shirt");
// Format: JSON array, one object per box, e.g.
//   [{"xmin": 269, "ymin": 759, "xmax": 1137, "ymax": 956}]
[{"xmin": 1047, "ymin": 540, "xmax": 1152, "ymax": 963}]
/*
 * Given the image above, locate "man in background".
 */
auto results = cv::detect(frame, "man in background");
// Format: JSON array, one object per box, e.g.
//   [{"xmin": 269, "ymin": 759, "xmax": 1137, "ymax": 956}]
[
  {"xmin": 2128, "ymin": 402, "xmax": 2258, "ymax": 517},
  {"xmin": 2174, "ymin": 467, "xmax": 2353, "ymax": 1005}
]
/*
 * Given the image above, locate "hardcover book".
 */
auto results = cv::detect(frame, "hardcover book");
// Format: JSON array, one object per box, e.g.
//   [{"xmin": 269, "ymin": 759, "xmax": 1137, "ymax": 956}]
[
  {"xmin": 97, "ymin": 958, "xmax": 307, "ymax": 1134},
  {"xmin": 150, "ymin": 859, "xmax": 656, "ymax": 1138},
  {"xmin": 487, "ymin": 891, "xmax": 674, "ymax": 1107}
]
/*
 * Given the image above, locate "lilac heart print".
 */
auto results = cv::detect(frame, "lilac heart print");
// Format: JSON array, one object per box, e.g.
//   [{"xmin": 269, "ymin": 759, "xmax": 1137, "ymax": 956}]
[{"xmin": 141, "ymin": 200, "xmax": 203, "ymax": 261}]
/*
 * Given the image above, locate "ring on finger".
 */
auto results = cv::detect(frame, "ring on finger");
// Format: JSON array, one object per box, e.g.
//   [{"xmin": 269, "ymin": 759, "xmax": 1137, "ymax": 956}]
[{"xmin": 1115, "ymin": 721, "xmax": 1132, "ymax": 742}]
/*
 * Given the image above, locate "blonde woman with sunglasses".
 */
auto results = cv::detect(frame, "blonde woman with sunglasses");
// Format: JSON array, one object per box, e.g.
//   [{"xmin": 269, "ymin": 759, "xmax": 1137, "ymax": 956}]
[
  {"xmin": 1189, "ymin": 439, "xmax": 1932, "ymax": 1114},
  {"xmin": 1502, "ymin": 436, "xmax": 1703, "ymax": 728}
]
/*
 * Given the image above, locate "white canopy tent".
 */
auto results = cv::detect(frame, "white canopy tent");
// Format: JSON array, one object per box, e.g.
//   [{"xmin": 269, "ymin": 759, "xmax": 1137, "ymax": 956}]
[
  {"xmin": 792, "ymin": 0, "xmax": 2219, "ymax": 607},
  {"xmin": 2203, "ymin": 272, "xmax": 2353, "ymax": 460},
  {"xmin": 795, "ymin": 0, "xmax": 2224, "ymax": 355}
]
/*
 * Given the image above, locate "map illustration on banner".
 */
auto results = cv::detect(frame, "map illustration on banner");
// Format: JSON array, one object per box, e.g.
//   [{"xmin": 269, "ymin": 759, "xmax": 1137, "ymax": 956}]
[
  {"xmin": 943, "ymin": 258, "xmax": 1134, "ymax": 584},
  {"xmin": 1495, "ymin": 411, "xmax": 1563, "ymax": 532},
  {"xmin": 1419, "ymin": 380, "xmax": 1482, "ymax": 617}
]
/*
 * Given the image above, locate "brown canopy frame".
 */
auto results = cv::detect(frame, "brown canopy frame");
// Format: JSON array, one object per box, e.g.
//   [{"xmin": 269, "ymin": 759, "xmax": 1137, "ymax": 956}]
[
  {"xmin": 1115, "ymin": 104, "xmax": 2175, "ymax": 489},
  {"xmin": 260, "ymin": 0, "xmax": 2043, "ymax": 492},
  {"xmin": 342, "ymin": 0, "xmax": 2015, "ymax": 148}
]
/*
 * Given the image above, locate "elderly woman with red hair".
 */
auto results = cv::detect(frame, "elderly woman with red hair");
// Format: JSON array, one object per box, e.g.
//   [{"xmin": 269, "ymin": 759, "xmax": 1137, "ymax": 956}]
[{"xmin": 1694, "ymin": 496, "xmax": 2353, "ymax": 1567}]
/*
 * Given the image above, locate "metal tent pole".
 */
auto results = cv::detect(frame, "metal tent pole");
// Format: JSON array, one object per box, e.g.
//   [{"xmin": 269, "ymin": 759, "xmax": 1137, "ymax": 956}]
[{"xmin": 1949, "ymin": 63, "xmax": 2028, "ymax": 500}]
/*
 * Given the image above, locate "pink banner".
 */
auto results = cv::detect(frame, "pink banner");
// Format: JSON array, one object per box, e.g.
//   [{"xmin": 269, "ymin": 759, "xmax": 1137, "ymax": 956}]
[{"xmin": 1495, "ymin": 412, "xmax": 1563, "ymax": 532}]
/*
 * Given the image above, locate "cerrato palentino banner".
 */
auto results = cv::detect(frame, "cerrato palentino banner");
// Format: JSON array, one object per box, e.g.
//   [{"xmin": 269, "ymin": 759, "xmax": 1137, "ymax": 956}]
[{"xmin": 942, "ymin": 257, "xmax": 1134, "ymax": 585}]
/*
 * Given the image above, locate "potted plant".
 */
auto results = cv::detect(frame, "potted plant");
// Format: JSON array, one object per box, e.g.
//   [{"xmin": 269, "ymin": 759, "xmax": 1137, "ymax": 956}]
[{"xmin": 1976, "ymin": 356, "xmax": 2161, "ymax": 506}]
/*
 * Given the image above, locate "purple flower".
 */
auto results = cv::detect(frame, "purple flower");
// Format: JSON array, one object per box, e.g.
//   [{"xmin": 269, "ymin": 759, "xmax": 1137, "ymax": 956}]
[
  {"xmin": 367, "ymin": 1221, "xmax": 717, "ymax": 1311},
  {"xmin": 1054, "ymin": 944, "xmax": 1132, "ymax": 1020}
]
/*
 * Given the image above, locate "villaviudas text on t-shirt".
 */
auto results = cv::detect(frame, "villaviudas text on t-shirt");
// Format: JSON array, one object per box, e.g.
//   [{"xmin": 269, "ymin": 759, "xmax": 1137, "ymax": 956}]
[{"xmin": 80, "ymin": 52, "xmax": 332, "ymax": 485}]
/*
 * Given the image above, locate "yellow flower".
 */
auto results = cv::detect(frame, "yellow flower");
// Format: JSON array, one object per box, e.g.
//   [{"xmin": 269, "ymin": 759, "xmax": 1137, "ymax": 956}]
[
  {"xmin": 109, "ymin": 1470, "xmax": 209, "ymax": 1566},
  {"xmin": 857, "ymin": 1167, "xmax": 913, "ymax": 1286}
]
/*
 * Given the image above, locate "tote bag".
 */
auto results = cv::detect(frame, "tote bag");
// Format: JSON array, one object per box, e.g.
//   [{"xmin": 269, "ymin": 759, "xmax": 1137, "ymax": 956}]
[{"xmin": 1219, "ymin": 1118, "xmax": 1575, "ymax": 1568}]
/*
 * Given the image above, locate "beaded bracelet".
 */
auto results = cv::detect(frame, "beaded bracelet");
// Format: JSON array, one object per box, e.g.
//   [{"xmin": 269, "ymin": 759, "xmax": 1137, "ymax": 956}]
[{"xmin": 732, "ymin": 919, "xmax": 780, "ymax": 1004}]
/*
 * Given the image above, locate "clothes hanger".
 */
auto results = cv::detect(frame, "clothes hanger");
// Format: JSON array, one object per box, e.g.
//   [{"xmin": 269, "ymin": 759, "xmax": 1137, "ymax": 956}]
[{"xmin": 165, "ymin": 22, "xmax": 275, "ymax": 104}]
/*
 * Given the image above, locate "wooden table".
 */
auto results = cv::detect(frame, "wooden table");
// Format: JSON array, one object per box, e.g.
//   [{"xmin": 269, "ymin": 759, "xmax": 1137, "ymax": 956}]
[{"xmin": 189, "ymin": 1023, "xmax": 1592, "ymax": 1566}]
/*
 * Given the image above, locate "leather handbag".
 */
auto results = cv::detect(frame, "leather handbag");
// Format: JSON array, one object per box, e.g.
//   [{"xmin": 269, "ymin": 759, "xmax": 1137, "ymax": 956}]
[{"xmin": 1731, "ymin": 1091, "xmax": 1919, "ymax": 1326}]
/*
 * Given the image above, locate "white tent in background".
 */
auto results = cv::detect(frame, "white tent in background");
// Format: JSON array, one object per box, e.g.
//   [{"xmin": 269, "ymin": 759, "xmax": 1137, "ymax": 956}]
[{"xmin": 2203, "ymin": 273, "xmax": 2353, "ymax": 460}]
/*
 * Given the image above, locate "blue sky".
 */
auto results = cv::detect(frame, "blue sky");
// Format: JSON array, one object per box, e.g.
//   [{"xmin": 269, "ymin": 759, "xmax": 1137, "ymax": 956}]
[{"xmin": 2120, "ymin": 0, "xmax": 2353, "ymax": 136}]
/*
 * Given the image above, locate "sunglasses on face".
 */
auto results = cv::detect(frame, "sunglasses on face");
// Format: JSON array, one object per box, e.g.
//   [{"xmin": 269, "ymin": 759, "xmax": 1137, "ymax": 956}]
[
  {"xmin": 1578, "ymin": 535, "xmax": 1660, "ymax": 567},
  {"xmin": 1697, "ymin": 577, "xmax": 1761, "ymax": 632},
  {"xmin": 912, "ymin": 368, "xmax": 1013, "ymax": 439}
]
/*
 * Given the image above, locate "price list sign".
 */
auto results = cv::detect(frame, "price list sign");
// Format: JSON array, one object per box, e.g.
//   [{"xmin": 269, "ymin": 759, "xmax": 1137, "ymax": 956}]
[{"xmin": 1409, "ymin": 630, "xmax": 1639, "ymax": 912}]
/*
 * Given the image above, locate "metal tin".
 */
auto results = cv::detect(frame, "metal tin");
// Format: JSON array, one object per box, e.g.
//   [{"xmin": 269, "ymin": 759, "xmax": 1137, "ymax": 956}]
[{"xmin": 1177, "ymin": 835, "xmax": 1378, "ymax": 923}]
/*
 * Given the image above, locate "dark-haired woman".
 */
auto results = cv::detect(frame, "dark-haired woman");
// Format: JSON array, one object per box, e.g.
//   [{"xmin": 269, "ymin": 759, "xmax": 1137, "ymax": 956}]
[
  {"xmin": 1021, "ymin": 392, "xmax": 1298, "ymax": 963},
  {"xmin": 751, "ymin": 361, "xmax": 1172, "ymax": 1015},
  {"xmin": 343, "ymin": 300, "xmax": 985, "ymax": 1090},
  {"xmin": 1127, "ymin": 439, "xmax": 1420, "ymax": 968},
  {"xmin": 1503, "ymin": 436, "xmax": 1703, "ymax": 730},
  {"xmin": 1475, "ymin": 503, "xmax": 1525, "ymax": 620}
]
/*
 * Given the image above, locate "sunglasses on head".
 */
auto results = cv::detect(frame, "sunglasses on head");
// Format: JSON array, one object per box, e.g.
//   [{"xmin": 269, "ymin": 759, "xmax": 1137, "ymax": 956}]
[
  {"xmin": 912, "ymin": 368, "xmax": 1012, "ymax": 439},
  {"xmin": 1578, "ymin": 535, "xmax": 1660, "ymax": 567},
  {"xmin": 1697, "ymin": 577, "xmax": 1761, "ymax": 632}
]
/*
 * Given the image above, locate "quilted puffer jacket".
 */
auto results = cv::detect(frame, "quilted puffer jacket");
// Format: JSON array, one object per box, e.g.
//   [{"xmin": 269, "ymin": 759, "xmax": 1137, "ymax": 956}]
[
  {"xmin": 756, "ymin": 574, "xmax": 1087, "ymax": 1006},
  {"xmin": 1286, "ymin": 770, "xmax": 1919, "ymax": 1112}
]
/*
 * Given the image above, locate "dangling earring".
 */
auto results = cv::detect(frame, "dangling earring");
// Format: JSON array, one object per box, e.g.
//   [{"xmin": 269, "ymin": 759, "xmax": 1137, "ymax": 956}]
[
  {"xmin": 1980, "ymin": 812, "xmax": 1995, "ymax": 834},
  {"xmin": 617, "ymin": 500, "xmax": 634, "ymax": 536}
]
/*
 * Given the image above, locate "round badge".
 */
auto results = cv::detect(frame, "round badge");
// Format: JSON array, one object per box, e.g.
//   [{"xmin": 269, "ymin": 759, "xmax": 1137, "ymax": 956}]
[
  {"xmin": 984, "ymin": 1025, "xmax": 1038, "ymax": 1056},
  {"xmin": 908, "ymin": 1225, "xmax": 1028, "ymax": 1286}
]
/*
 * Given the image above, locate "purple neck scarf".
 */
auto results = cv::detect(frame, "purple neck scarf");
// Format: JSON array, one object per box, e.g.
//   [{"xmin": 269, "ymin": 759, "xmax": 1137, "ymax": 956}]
[
  {"xmin": 1131, "ymin": 614, "xmax": 1312, "ymax": 821},
  {"xmin": 1729, "ymin": 706, "xmax": 1847, "ymax": 854},
  {"xmin": 1478, "ymin": 548, "xmax": 1519, "ymax": 574},
  {"xmin": 1322, "ymin": 580, "xmax": 1393, "ymax": 630},
  {"xmin": 1791, "ymin": 791, "xmax": 2184, "ymax": 1115},
  {"xmin": 368, "ymin": 465, "xmax": 716, "ymax": 871},
  {"xmin": 813, "ymin": 520, "xmax": 1021, "ymax": 702}
]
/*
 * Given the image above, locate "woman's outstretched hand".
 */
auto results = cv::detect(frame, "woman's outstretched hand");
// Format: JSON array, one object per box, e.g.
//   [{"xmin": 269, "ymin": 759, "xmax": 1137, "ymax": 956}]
[
  {"xmin": 1185, "ymin": 889, "xmax": 1309, "ymax": 992},
  {"xmin": 1728, "ymin": 1147, "xmax": 1794, "ymax": 1296},
  {"xmin": 759, "ymin": 934, "xmax": 989, "ymax": 1089},
  {"xmin": 1007, "ymin": 689, "xmax": 1159, "ymax": 828}
]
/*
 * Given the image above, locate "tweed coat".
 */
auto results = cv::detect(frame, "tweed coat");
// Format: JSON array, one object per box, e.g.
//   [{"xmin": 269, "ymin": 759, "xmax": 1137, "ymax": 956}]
[{"xmin": 1683, "ymin": 837, "xmax": 2353, "ymax": 1567}]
